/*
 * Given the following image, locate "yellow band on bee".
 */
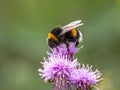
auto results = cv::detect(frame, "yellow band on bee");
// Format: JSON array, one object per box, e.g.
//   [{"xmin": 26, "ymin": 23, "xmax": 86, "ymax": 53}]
[
  {"xmin": 48, "ymin": 33, "xmax": 58, "ymax": 42},
  {"xmin": 71, "ymin": 29, "xmax": 77, "ymax": 37}
]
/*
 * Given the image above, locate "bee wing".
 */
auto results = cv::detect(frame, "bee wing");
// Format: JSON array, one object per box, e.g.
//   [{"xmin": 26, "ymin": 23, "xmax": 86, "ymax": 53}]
[{"xmin": 60, "ymin": 20, "xmax": 84, "ymax": 35}]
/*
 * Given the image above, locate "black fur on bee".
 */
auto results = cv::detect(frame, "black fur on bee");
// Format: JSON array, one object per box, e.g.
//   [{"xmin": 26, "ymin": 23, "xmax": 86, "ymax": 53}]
[{"xmin": 47, "ymin": 27, "xmax": 80, "ymax": 49}]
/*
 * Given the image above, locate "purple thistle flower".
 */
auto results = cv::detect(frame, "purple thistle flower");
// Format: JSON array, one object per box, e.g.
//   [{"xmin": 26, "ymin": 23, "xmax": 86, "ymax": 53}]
[
  {"xmin": 38, "ymin": 20, "xmax": 103, "ymax": 90},
  {"xmin": 52, "ymin": 43, "xmax": 78, "ymax": 55},
  {"xmin": 51, "ymin": 43, "xmax": 80, "ymax": 61},
  {"xmin": 69, "ymin": 64, "xmax": 102, "ymax": 90},
  {"xmin": 38, "ymin": 53, "xmax": 78, "ymax": 85}
]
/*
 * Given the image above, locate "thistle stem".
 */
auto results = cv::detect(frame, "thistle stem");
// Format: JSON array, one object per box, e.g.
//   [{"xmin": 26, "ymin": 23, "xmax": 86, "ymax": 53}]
[{"xmin": 53, "ymin": 77, "xmax": 72, "ymax": 90}]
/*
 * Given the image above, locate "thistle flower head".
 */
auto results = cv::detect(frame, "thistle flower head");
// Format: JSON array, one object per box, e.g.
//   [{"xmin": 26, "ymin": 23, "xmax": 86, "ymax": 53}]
[
  {"xmin": 38, "ymin": 53, "xmax": 78, "ymax": 83},
  {"xmin": 38, "ymin": 20, "xmax": 103, "ymax": 90},
  {"xmin": 51, "ymin": 43, "xmax": 79, "ymax": 56},
  {"xmin": 69, "ymin": 64, "xmax": 102, "ymax": 89}
]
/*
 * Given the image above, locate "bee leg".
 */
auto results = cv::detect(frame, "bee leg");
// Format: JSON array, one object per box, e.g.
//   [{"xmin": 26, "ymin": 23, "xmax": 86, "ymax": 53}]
[
  {"xmin": 66, "ymin": 41, "xmax": 70, "ymax": 53},
  {"xmin": 75, "ymin": 41, "xmax": 79, "ymax": 47}
]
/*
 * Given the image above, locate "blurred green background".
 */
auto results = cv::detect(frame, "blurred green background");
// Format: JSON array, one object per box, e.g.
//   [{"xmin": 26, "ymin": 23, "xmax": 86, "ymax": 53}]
[{"xmin": 0, "ymin": 0, "xmax": 120, "ymax": 90}]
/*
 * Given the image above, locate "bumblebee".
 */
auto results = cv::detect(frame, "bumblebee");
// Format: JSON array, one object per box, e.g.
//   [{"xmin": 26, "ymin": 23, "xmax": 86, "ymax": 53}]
[{"xmin": 47, "ymin": 20, "xmax": 83, "ymax": 49}]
